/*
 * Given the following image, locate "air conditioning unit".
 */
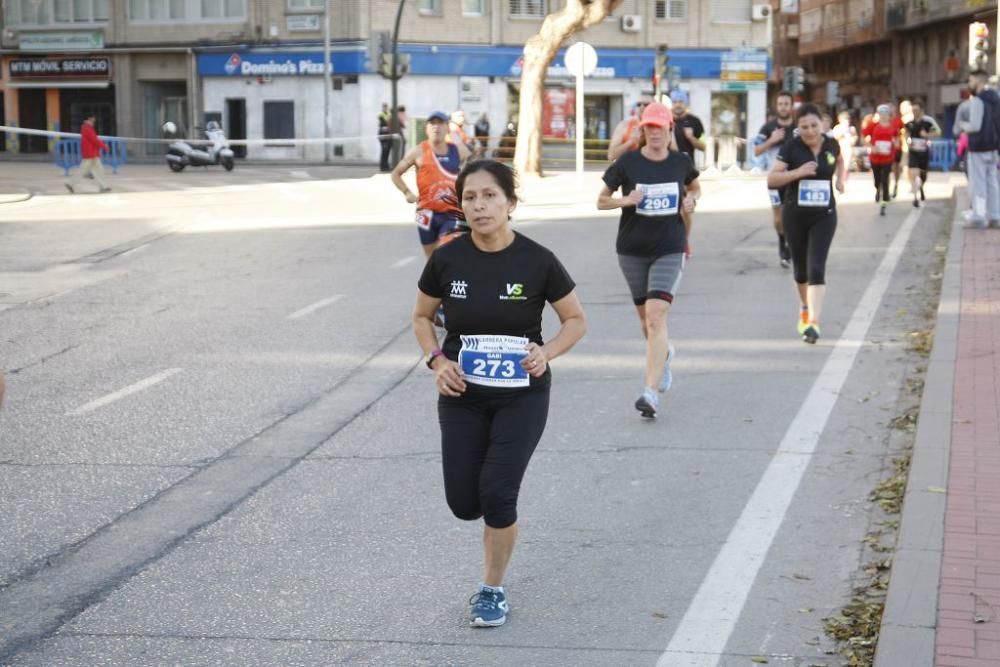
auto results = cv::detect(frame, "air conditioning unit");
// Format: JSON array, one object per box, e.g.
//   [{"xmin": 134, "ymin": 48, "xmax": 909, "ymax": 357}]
[
  {"xmin": 752, "ymin": 4, "xmax": 771, "ymax": 21},
  {"xmin": 621, "ymin": 15, "xmax": 642, "ymax": 32}
]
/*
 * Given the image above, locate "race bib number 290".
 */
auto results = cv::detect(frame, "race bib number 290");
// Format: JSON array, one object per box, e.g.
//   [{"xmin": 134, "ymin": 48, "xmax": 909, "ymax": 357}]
[
  {"xmin": 635, "ymin": 182, "xmax": 680, "ymax": 216},
  {"xmin": 459, "ymin": 335, "xmax": 530, "ymax": 388}
]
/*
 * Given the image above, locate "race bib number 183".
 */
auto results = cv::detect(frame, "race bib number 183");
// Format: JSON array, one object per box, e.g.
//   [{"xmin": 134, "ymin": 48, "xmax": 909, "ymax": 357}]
[
  {"xmin": 797, "ymin": 179, "xmax": 832, "ymax": 207},
  {"xmin": 459, "ymin": 335, "xmax": 530, "ymax": 388}
]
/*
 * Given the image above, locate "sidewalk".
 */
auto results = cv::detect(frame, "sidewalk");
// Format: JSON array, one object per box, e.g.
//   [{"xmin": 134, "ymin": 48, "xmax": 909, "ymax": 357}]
[{"xmin": 877, "ymin": 186, "xmax": 1000, "ymax": 666}]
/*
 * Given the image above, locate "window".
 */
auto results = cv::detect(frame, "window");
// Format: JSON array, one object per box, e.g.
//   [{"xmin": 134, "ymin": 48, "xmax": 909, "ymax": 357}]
[
  {"xmin": 463, "ymin": 0, "xmax": 485, "ymax": 15},
  {"xmin": 655, "ymin": 0, "xmax": 687, "ymax": 20},
  {"xmin": 288, "ymin": 0, "xmax": 324, "ymax": 8},
  {"xmin": 129, "ymin": 0, "xmax": 244, "ymax": 21},
  {"xmin": 711, "ymin": 0, "xmax": 751, "ymax": 23},
  {"xmin": 510, "ymin": 0, "xmax": 545, "ymax": 18},
  {"xmin": 9, "ymin": 0, "xmax": 107, "ymax": 24},
  {"xmin": 418, "ymin": 0, "xmax": 441, "ymax": 14},
  {"xmin": 264, "ymin": 101, "xmax": 295, "ymax": 142}
]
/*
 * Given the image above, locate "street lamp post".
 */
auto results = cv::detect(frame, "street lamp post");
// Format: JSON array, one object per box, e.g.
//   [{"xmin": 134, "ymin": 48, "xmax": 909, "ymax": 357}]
[
  {"xmin": 323, "ymin": 0, "xmax": 332, "ymax": 163},
  {"xmin": 389, "ymin": 0, "xmax": 406, "ymax": 166}
]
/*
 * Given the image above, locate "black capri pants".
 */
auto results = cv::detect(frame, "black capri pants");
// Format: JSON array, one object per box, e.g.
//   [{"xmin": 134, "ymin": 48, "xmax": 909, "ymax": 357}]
[
  {"xmin": 872, "ymin": 164, "xmax": 892, "ymax": 203},
  {"xmin": 782, "ymin": 206, "xmax": 837, "ymax": 286},
  {"xmin": 438, "ymin": 383, "xmax": 550, "ymax": 529}
]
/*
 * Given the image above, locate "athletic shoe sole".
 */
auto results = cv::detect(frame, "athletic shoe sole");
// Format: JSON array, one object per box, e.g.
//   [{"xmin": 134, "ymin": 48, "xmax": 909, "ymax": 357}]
[
  {"xmin": 802, "ymin": 326, "xmax": 819, "ymax": 344},
  {"xmin": 471, "ymin": 615, "xmax": 507, "ymax": 627},
  {"xmin": 635, "ymin": 396, "xmax": 657, "ymax": 419}
]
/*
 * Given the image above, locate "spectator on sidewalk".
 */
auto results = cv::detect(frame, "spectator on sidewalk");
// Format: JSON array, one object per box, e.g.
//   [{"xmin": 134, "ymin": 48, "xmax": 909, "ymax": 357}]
[
  {"xmin": 473, "ymin": 113, "xmax": 490, "ymax": 158},
  {"xmin": 955, "ymin": 70, "xmax": 1000, "ymax": 228},
  {"xmin": 378, "ymin": 102, "xmax": 392, "ymax": 172},
  {"xmin": 65, "ymin": 114, "xmax": 110, "ymax": 194}
]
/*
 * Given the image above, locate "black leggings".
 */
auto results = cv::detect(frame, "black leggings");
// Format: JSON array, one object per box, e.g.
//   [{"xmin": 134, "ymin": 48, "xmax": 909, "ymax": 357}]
[
  {"xmin": 872, "ymin": 164, "xmax": 892, "ymax": 202},
  {"xmin": 439, "ymin": 384, "xmax": 550, "ymax": 529},
  {"xmin": 783, "ymin": 208, "xmax": 837, "ymax": 286}
]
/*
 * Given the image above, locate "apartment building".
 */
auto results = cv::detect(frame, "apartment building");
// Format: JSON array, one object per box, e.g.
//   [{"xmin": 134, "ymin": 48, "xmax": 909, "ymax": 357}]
[
  {"xmin": 774, "ymin": 0, "xmax": 997, "ymax": 134},
  {"xmin": 1, "ymin": 0, "xmax": 774, "ymax": 163}
]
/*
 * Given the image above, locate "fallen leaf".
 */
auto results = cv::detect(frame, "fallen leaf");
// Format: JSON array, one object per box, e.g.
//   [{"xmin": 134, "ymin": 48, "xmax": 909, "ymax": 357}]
[
  {"xmin": 751, "ymin": 658, "xmax": 768, "ymax": 664},
  {"xmin": 793, "ymin": 573, "xmax": 813, "ymax": 581},
  {"xmin": 928, "ymin": 486, "xmax": 947, "ymax": 494},
  {"xmin": 799, "ymin": 607, "xmax": 815, "ymax": 613},
  {"xmin": 652, "ymin": 612, "xmax": 667, "ymax": 619}
]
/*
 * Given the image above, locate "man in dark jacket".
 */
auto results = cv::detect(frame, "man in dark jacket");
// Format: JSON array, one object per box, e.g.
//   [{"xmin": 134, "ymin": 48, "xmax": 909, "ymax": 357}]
[
  {"xmin": 65, "ymin": 114, "xmax": 110, "ymax": 193},
  {"xmin": 957, "ymin": 71, "xmax": 1000, "ymax": 227},
  {"xmin": 378, "ymin": 103, "xmax": 392, "ymax": 172}
]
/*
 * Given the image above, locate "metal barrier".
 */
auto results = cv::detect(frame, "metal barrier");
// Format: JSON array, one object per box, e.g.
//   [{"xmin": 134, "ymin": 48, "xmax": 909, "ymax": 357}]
[
  {"xmin": 54, "ymin": 137, "xmax": 128, "ymax": 176},
  {"xmin": 929, "ymin": 139, "xmax": 957, "ymax": 172}
]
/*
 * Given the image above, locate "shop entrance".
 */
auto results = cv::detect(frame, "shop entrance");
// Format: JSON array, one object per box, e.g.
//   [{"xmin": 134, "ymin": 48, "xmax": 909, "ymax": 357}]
[
  {"xmin": 226, "ymin": 98, "xmax": 247, "ymax": 158},
  {"xmin": 142, "ymin": 81, "xmax": 187, "ymax": 156},
  {"xmin": 17, "ymin": 89, "xmax": 48, "ymax": 153},
  {"xmin": 710, "ymin": 91, "xmax": 747, "ymax": 168},
  {"xmin": 60, "ymin": 86, "xmax": 116, "ymax": 136}
]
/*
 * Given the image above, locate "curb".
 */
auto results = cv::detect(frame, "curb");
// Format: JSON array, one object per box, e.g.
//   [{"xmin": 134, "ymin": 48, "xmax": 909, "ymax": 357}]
[{"xmin": 873, "ymin": 181, "xmax": 966, "ymax": 665}]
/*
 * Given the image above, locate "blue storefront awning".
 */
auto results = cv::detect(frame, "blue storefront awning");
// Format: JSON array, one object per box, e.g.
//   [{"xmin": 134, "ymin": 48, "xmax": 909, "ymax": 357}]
[{"xmin": 196, "ymin": 44, "xmax": 769, "ymax": 81}]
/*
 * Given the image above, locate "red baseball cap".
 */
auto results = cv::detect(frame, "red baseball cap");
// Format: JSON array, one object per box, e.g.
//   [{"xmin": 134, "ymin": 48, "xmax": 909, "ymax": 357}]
[{"xmin": 639, "ymin": 102, "xmax": 674, "ymax": 128}]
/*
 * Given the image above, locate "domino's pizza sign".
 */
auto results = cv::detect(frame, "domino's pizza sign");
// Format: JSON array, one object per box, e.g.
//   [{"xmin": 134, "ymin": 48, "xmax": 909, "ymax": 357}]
[{"xmin": 224, "ymin": 54, "xmax": 241, "ymax": 75}]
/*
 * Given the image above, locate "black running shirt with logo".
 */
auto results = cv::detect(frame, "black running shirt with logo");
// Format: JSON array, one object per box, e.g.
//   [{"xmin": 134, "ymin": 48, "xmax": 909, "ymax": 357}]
[
  {"xmin": 777, "ymin": 135, "xmax": 841, "ymax": 213},
  {"xmin": 905, "ymin": 116, "xmax": 939, "ymax": 153},
  {"xmin": 418, "ymin": 232, "xmax": 575, "ymax": 393},
  {"xmin": 603, "ymin": 150, "xmax": 699, "ymax": 258}
]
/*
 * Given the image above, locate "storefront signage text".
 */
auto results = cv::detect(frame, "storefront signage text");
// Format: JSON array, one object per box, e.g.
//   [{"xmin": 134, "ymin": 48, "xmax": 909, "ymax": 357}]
[{"xmin": 9, "ymin": 57, "xmax": 111, "ymax": 78}]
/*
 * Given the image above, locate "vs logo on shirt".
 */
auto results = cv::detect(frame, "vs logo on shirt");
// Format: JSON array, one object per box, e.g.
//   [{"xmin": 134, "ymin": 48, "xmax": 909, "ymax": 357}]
[{"xmin": 500, "ymin": 283, "xmax": 526, "ymax": 301}]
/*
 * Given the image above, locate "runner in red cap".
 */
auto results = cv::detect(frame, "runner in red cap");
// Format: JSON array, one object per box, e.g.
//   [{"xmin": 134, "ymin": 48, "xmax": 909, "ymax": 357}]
[{"xmin": 597, "ymin": 102, "xmax": 701, "ymax": 418}]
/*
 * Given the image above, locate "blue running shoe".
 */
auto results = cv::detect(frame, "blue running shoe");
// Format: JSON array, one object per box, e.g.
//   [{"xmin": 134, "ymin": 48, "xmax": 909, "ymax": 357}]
[
  {"xmin": 635, "ymin": 388, "xmax": 659, "ymax": 419},
  {"xmin": 469, "ymin": 587, "xmax": 508, "ymax": 627},
  {"xmin": 658, "ymin": 344, "xmax": 675, "ymax": 393}
]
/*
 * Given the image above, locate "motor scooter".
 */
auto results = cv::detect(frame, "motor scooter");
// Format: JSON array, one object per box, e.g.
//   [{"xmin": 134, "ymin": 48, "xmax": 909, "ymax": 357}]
[{"xmin": 164, "ymin": 121, "xmax": 235, "ymax": 172}]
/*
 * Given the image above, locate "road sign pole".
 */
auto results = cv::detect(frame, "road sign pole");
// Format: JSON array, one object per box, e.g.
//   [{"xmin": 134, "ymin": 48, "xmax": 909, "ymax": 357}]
[{"xmin": 575, "ymin": 70, "xmax": 584, "ymax": 174}]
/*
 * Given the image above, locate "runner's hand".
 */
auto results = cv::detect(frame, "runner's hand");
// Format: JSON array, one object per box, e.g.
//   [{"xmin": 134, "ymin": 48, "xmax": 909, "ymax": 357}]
[
  {"xmin": 623, "ymin": 190, "xmax": 644, "ymax": 207},
  {"xmin": 433, "ymin": 359, "xmax": 466, "ymax": 396},
  {"xmin": 405, "ymin": 192, "xmax": 418, "ymax": 204},
  {"xmin": 835, "ymin": 179, "xmax": 845, "ymax": 194},
  {"xmin": 770, "ymin": 128, "xmax": 786, "ymax": 144},
  {"xmin": 521, "ymin": 343, "xmax": 548, "ymax": 378},
  {"xmin": 797, "ymin": 161, "xmax": 818, "ymax": 177},
  {"xmin": 685, "ymin": 241, "xmax": 692, "ymax": 259},
  {"xmin": 682, "ymin": 194, "xmax": 696, "ymax": 213}
]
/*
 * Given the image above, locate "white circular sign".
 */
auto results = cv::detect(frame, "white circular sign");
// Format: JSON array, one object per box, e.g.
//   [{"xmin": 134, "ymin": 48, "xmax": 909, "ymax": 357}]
[{"xmin": 565, "ymin": 41, "xmax": 597, "ymax": 78}]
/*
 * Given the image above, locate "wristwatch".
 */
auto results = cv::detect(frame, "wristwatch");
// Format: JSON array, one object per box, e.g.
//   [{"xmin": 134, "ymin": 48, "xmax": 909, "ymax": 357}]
[{"xmin": 424, "ymin": 349, "xmax": 444, "ymax": 369}]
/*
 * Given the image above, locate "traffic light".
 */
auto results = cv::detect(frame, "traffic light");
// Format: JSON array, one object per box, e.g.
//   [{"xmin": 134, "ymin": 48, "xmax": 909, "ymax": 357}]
[
  {"xmin": 782, "ymin": 66, "xmax": 804, "ymax": 94},
  {"xmin": 969, "ymin": 22, "xmax": 990, "ymax": 71},
  {"xmin": 379, "ymin": 52, "xmax": 411, "ymax": 79},
  {"xmin": 654, "ymin": 45, "xmax": 668, "ymax": 101}
]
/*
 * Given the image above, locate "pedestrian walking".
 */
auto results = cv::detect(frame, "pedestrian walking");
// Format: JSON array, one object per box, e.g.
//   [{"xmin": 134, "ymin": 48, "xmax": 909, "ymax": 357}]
[
  {"xmin": 754, "ymin": 91, "xmax": 796, "ymax": 267},
  {"xmin": 955, "ymin": 70, "xmax": 1000, "ymax": 228},
  {"xmin": 766, "ymin": 103, "xmax": 846, "ymax": 345},
  {"xmin": 670, "ymin": 90, "xmax": 706, "ymax": 165},
  {"xmin": 378, "ymin": 103, "xmax": 392, "ymax": 172},
  {"xmin": 413, "ymin": 159, "xmax": 586, "ymax": 628},
  {"xmin": 863, "ymin": 104, "xmax": 899, "ymax": 216},
  {"xmin": 391, "ymin": 111, "xmax": 471, "ymax": 259},
  {"xmin": 904, "ymin": 101, "xmax": 941, "ymax": 207},
  {"xmin": 65, "ymin": 114, "xmax": 110, "ymax": 194},
  {"xmin": 596, "ymin": 102, "xmax": 700, "ymax": 419},
  {"xmin": 473, "ymin": 113, "xmax": 490, "ymax": 159},
  {"xmin": 831, "ymin": 111, "xmax": 857, "ymax": 181}
]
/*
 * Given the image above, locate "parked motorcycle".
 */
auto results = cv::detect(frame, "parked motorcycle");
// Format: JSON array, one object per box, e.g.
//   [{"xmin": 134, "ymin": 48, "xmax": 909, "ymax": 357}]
[{"xmin": 163, "ymin": 121, "xmax": 235, "ymax": 172}]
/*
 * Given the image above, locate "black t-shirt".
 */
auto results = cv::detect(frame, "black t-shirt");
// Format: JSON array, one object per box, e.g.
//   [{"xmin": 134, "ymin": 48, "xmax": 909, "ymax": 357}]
[
  {"xmin": 776, "ymin": 135, "xmax": 841, "ymax": 211},
  {"xmin": 603, "ymin": 150, "xmax": 699, "ymax": 257},
  {"xmin": 905, "ymin": 116, "xmax": 938, "ymax": 152},
  {"xmin": 673, "ymin": 113, "xmax": 705, "ymax": 161},
  {"xmin": 418, "ymin": 232, "xmax": 576, "ymax": 393},
  {"xmin": 755, "ymin": 118, "xmax": 795, "ymax": 157}
]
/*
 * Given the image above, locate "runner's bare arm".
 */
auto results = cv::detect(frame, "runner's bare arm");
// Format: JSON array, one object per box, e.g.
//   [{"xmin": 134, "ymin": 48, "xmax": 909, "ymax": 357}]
[
  {"xmin": 835, "ymin": 154, "xmax": 846, "ymax": 193},
  {"xmin": 597, "ymin": 185, "xmax": 643, "ymax": 210},
  {"xmin": 457, "ymin": 141, "xmax": 472, "ymax": 164},
  {"xmin": 684, "ymin": 127, "xmax": 706, "ymax": 152},
  {"xmin": 413, "ymin": 290, "xmax": 466, "ymax": 396},
  {"xmin": 538, "ymin": 291, "xmax": 586, "ymax": 366},
  {"xmin": 607, "ymin": 121, "xmax": 632, "ymax": 161},
  {"xmin": 390, "ymin": 147, "xmax": 421, "ymax": 202}
]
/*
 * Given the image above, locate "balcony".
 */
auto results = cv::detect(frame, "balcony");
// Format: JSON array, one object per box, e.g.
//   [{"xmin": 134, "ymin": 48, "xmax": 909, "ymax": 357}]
[
  {"xmin": 799, "ymin": 18, "xmax": 885, "ymax": 55},
  {"xmin": 887, "ymin": 0, "xmax": 997, "ymax": 31}
]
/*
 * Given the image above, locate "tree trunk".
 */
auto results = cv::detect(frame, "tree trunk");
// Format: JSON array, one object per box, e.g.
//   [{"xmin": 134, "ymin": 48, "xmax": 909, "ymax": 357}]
[{"xmin": 513, "ymin": 0, "xmax": 625, "ymax": 177}]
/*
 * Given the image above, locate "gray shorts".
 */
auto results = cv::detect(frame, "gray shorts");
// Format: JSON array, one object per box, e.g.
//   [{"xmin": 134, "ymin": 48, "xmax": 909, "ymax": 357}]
[{"xmin": 617, "ymin": 252, "xmax": 685, "ymax": 305}]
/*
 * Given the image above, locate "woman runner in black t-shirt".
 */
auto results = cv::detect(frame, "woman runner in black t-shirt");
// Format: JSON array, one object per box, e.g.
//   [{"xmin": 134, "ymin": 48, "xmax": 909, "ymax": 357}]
[
  {"xmin": 413, "ymin": 159, "xmax": 586, "ymax": 628},
  {"xmin": 767, "ymin": 104, "xmax": 846, "ymax": 344},
  {"xmin": 597, "ymin": 102, "xmax": 700, "ymax": 418}
]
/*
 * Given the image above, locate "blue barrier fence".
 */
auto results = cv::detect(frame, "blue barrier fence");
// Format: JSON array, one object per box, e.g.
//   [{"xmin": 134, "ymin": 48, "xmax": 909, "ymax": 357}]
[
  {"xmin": 929, "ymin": 139, "xmax": 957, "ymax": 172},
  {"xmin": 54, "ymin": 138, "xmax": 127, "ymax": 176}
]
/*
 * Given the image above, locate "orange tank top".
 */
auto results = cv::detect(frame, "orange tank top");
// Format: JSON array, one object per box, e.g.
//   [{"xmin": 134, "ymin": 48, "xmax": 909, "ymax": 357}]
[
  {"xmin": 625, "ymin": 117, "xmax": 641, "ymax": 150},
  {"xmin": 417, "ymin": 141, "xmax": 462, "ymax": 215}
]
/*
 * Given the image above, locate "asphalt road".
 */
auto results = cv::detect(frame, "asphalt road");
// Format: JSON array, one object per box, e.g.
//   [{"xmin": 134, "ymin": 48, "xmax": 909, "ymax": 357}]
[{"xmin": 0, "ymin": 167, "xmax": 953, "ymax": 666}]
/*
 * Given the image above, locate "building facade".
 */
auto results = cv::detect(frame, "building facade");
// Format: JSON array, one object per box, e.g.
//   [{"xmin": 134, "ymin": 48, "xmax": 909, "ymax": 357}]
[
  {"xmin": 1, "ymin": 0, "xmax": 774, "ymax": 164},
  {"xmin": 772, "ymin": 0, "xmax": 998, "ymax": 135}
]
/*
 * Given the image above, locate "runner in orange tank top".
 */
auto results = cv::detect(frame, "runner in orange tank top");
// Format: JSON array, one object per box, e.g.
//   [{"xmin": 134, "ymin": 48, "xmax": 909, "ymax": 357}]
[{"xmin": 392, "ymin": 111, "xmax": 472, "ymax": 259}]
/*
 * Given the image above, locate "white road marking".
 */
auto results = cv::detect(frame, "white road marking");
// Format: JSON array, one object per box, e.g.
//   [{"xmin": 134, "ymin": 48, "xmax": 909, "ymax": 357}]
[
  {"xmin": 67, "ymin": 368, "xmax": 183, "ymax": 416},
  {"xmin": 286, "ymin": 294, "xmax": 344, "ymax": 320},
  {"xmin": 658, "ymin": 205, "xmax": 924, "ymax": 667},
  {"xmin": 391, "ymin": 256, "xmax": 418, "ymax": 269},
  {"xmin": 290, "ymin": 170, "xmax": 311, "ymax": 179}
]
